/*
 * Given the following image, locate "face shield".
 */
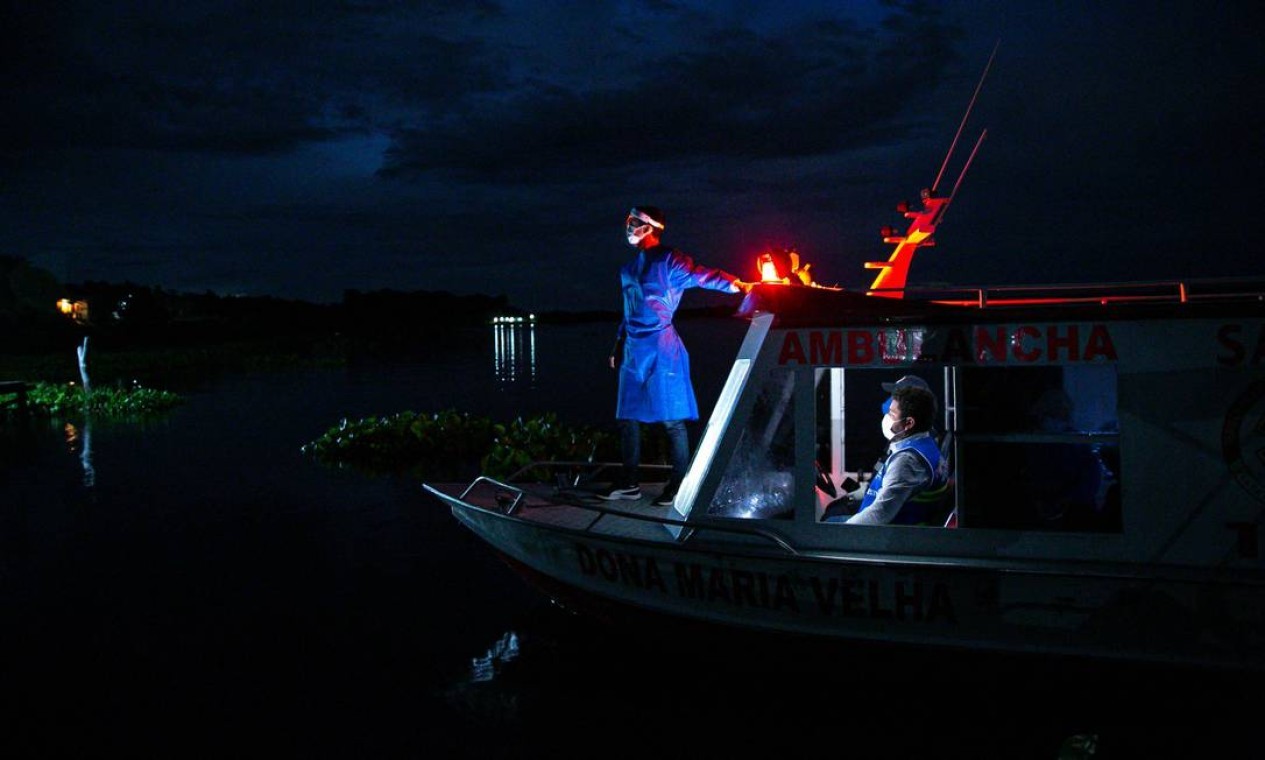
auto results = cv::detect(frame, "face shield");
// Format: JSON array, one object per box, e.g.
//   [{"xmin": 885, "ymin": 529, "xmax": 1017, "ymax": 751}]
[
  {"xmin": 625, "ymin": 209, "xmax": 663, "ymax": 246},
  {"xmin": 626, "ymin": 217, "xmax": 653, "ymax": 245}
]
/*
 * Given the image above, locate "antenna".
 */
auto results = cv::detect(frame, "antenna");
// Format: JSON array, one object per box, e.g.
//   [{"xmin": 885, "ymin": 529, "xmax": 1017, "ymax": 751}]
[
  {"xmin": 865, "ymin": 42, "xmax": 998, "ymax": 298},
  {"xmin": 936, "ymin": 128, "xmax": 986, "ymax": 228},
  {"xmin": 932, "ymin": 39, "xmax": 998, "ymax": 196}
]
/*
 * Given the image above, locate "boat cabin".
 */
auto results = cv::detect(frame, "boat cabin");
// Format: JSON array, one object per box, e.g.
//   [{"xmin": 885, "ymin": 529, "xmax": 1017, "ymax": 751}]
[{"xmin": 671, "ymin": 280, "xmax": 1265, "ymax": 573}]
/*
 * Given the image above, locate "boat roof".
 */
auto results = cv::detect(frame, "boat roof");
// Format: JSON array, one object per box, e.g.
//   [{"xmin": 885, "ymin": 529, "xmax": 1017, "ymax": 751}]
[{"xmin": 736, "ymin": 279, "xmax": 1265, "ymax": 327}]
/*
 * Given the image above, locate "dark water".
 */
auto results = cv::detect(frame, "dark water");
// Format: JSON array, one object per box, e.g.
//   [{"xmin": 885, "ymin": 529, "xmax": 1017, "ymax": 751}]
[{"xmin": 1, "ymin": 320, "xmax": 1252, "ymax": 756}]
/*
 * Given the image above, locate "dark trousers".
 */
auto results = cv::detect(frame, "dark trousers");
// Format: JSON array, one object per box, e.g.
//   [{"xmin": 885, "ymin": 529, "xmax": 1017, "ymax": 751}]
[{"xmin": 619, "ymin": 419, "xmax": 689, "ymax": 489}]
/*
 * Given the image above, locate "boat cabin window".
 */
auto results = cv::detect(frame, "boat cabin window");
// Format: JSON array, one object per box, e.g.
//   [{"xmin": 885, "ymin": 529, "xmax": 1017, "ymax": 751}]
[
  {"xmin": 956, "ymin": 365, "xmax": 1121, "ymax": 532},
  {"xmin": 813, "ymin": 368, "xmax": 953, "ymax": 526},
  {"xmin": 706, "ymin": 368, "xmax": 795, "ymax": 520},
  {"xmin": 813, "ymin": 365, "xmax": 1122, "ymax": 532}
]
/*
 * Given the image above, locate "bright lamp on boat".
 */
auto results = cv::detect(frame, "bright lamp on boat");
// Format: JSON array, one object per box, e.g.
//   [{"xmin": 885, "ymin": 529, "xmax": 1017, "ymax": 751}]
[
  {"xmin": 756, "ymin": 247, "xmax": 820, "ymax": 287},
  {"xmin": 757, "ymin": 252, "xmax": 782, "ymax": 283},
  {"xmin": 756, "ymin": 248, "xmax": 799, "ymax": 284}
]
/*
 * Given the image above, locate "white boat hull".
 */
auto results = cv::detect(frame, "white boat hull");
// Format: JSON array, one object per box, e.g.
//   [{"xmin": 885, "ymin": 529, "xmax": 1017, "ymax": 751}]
[{"xmin": 427, "ymin": 484, "xmax": 1264, "ymax": 670}]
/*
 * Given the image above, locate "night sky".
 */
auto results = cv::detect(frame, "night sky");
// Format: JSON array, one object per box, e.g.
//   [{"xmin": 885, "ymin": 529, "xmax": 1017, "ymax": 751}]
[{"xmin": 4, "ymin": 1, "xmax": 1263, "ymax": 313}]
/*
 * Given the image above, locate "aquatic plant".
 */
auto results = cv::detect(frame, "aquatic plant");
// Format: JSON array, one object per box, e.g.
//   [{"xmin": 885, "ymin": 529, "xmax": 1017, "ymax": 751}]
[
  {"xmin": 302, "ymin": 409, "xmax": 615, "ymax": 481},
  {"xmin": 481, "ymin": 413, "xmax": 615, "ymax": 479},
  {"xmin": 301, "ymin": 409, "xmax": 492, "ymax": 477},
  {"xmin": 1, "ymin": 380, "xmax": 182, "ymax": 417}
]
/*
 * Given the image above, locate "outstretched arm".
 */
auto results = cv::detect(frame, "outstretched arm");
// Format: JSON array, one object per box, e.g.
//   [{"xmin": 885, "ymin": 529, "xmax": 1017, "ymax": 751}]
[{"xmin": 669, "ymin": 251, "xmax": 749, "ymax": 293}]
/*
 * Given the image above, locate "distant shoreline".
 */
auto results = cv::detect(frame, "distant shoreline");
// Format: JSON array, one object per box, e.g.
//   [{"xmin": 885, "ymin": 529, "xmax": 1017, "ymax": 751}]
[{"xmin": 0, "ymin": 303, "xmax": 742, "ymax": 386}]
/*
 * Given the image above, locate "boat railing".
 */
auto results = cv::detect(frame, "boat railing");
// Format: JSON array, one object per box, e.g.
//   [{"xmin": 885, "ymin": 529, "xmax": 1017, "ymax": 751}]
[
  {"xmin": 503, "ymin": 459, "xmax": 642, "ymax": 488},
  {"xmin": 453, "ymin": 463, "xmax": 803, "ymax": 556},
  {"xmin": 886, "ymin": 277, "xmax": 1265, "ymax": 308}
]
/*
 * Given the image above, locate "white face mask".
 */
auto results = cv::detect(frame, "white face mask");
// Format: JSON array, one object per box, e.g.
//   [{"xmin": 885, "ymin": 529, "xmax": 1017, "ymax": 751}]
[
  {"xmin": 626, "ymin": 223, "xmax": 652, "ymax": 246},
  {"xmin": 881, "ymin": 415, "xmax": 903, "ymax": 441}
]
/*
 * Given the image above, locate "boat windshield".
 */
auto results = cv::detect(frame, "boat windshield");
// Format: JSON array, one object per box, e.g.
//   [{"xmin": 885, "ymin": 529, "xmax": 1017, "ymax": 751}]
[{"xmin": 706, "ymin": 368, "xmax": 797, "ymax": 520}]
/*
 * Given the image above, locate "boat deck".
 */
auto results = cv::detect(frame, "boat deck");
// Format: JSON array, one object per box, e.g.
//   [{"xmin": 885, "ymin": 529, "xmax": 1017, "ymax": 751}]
[{"xmin": 427, "ymin": 476, "xmax": 680, "ymax": 543}]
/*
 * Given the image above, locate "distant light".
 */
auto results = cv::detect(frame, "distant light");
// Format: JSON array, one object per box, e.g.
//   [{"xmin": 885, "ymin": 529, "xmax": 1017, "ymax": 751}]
[
  {"xmin": 56, "ymin": 298, "xmax": 89, "ymax": 323},
  {"xmin": 492, "ymin": 314, "xmax": 537, "ymax": 325}
]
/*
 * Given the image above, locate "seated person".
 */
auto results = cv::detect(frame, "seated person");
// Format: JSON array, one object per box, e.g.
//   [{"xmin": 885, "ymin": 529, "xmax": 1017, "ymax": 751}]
[{"xmin": 825, "ymin": 384, "xmax": 946, "ymax": 525}]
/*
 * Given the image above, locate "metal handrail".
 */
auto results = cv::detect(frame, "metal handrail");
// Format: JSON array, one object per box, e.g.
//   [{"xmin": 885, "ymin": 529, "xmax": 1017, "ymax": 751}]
[
  {"xmin": 890, "ymin": 277, "xmax": 1265, "ymax": 308},
  {"xmin": 505, "ymin": 459, "xmax": 670, "ymax": 485},
  {"xmin": 459, "ymin": 476, "xmax": 526, "ymax": 515},
  {"xmin": 557, "ymin": 501, "xmax": 802, "ymax": 556},
  {"xmin": 451, "ymin": 465, "xmax": 802, "ymax": 556}
]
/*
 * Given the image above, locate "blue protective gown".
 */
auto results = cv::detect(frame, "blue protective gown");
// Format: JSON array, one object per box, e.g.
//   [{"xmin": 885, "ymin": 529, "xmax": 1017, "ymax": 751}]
[{"xmin": 615, "ymin": 245, "xmax": 739, "ymax": 422}]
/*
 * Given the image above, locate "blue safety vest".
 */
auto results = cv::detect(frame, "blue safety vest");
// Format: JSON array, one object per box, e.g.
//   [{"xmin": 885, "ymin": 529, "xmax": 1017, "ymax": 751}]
[{"xmin": 857, "ymin": 433, "xmax": 946, "ymax": 525}]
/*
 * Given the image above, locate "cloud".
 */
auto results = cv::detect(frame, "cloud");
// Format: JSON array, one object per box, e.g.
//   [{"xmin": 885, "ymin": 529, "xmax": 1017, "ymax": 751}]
[
  {"xmin": 2, "ymin": 1, "xmax": 508, "ymax": 153},
  {"xmin": 380, "ymin": 2, "xmax": 964, "ymax": 180},
  {"xmin": 3, "ymin": 1, "xmax": 963, "ymax": 173}
]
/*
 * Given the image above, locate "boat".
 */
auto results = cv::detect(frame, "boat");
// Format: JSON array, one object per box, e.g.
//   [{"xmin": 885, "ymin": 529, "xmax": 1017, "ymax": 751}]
[{"xmin": 423, "ymin": 53, "xmax": 1265, "ymax": 671}]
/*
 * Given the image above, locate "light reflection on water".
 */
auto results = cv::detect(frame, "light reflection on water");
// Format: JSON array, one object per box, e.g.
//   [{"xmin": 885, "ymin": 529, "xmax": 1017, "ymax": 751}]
[
  {"xmin": 492, "ymin": 319, "xmax": 537, "ymax": 388},
  {"xmin": 469, "ymin": 630, "xmax": 520, "ymax": 683},
  {"xmin": 62, "ymin": 420, "xmax": 95, "ymax": 488}
]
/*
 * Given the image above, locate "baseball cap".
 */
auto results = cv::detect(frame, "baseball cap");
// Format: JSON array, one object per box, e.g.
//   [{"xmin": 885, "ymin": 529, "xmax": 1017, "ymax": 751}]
[{"xmin": 881, "ymin": 375, "xmax": 931, "ymax": 393}]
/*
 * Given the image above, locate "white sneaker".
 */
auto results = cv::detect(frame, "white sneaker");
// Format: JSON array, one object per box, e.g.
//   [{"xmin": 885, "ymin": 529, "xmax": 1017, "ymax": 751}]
[{"xmin": 597, "ymin": 485, "xmax": 641, "ymax": 501}]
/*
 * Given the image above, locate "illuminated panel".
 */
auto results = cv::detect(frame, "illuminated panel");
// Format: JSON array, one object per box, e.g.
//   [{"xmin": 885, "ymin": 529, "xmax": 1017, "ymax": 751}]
[
  {"xmin": 673, "ymin": 358, "xmax": 752, "ymax": 520},
  {"xmin": 828, "ymin": 368, "xmax": 846, "ymax": 480},
  {"xmin": 867, "ymin": 232, "xmax": 928, "ymax": 295},
  {"xmin": 866, "ymin": 196, "xmax": 947, "ymax": 298}
]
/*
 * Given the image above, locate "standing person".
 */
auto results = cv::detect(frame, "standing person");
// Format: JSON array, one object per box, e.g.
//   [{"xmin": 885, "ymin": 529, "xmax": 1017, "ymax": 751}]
[{"xmin": 599, "ymin": 206, "xmax": 751, "ymax": 506}]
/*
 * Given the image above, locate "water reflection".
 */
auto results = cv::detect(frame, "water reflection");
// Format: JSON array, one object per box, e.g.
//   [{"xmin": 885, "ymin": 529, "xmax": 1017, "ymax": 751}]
[
  {"xmin": 492, "ymin": 316, "xmax": 537, "ymax": 387},
  {"xmin": 63, "ymin": 420, "xmax": 96, "ymax": 489},
  {"xmin": 470, "ymin": 630, "xmax": 520, "ymax": 683}
]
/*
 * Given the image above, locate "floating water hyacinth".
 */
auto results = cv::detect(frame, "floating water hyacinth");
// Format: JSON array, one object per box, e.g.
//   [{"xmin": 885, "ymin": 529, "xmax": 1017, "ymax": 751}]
[
  {"xmin": 302, "ymin": 409, "xmax": 615, "ymax": 481},
  {"xmin": 3, "ymin": 380, "xmax": 182, "ymax": 417}
]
